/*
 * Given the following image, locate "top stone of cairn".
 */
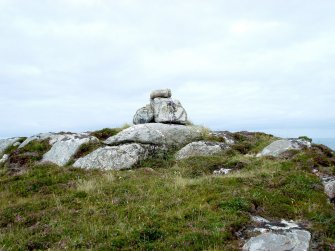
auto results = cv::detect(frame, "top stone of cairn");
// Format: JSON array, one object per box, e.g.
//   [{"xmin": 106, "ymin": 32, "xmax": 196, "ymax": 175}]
[{"xmin": 150, "ymin": 89, "xmax": 172, "ymax": 100}]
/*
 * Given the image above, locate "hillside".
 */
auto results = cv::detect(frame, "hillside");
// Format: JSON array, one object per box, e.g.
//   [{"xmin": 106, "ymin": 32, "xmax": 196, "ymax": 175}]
[
  {"xmin": 0, "ymin": 127, "xmax": 335, "ymax": 250},
  {"xmin": 0, "ymin": 90, "xmax": 334, "ymax": 250}
]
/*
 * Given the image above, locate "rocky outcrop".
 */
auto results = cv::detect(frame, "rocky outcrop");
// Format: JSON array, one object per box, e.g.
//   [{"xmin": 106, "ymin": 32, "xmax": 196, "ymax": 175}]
[
  {"xmin": 0, "ymin": 138, "xmax": 22, "ymax": 156},
  {"xmin": 243, "ymin": 216, "xmax": 311, "ymax": 251},
  {"xmin": 19, "ymin": 133, "xmax": 71, "ymax": 148},
  {"xmin": 133, "ymin": 89, "xmax": 188, "ymax": 125},
  {"xmin": 73, "ymin": 143, "xmax": 156, "ymax": 170},
  {"xmin": 257, "ymin": 139, "xmax": 311, "ymax": 157},
  {"xmin": 104, "ymin": 123, "xmax": 202, "ymax": 147},
  {"xmin": 175, "ymin": 141, "xmax": 229, "ymax": 160},
  {"xmin": 42, "ymin": 134, "xmax": 99, "ymax": 166},
  {"xmin": 133, "ymin": 105, "xmax": 154, "ymax": 124}
]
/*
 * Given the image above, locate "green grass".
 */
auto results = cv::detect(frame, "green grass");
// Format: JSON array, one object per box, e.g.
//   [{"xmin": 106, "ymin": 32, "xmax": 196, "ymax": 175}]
[
  {"xmin": 0, "ymin": 146, "xmax": 335, "ymax": 250},
  {"xmin": 90, "ymin": 124, "xmax": 130, "ymax": 141}
]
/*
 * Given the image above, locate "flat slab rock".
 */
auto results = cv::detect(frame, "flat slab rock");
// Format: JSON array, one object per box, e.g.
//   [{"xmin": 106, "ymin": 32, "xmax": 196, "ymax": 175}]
[
  {"xmin": 73, "ymin": 143, "xmax": 157, "ymax": 170},
  {"xmin": 42, "ymin": 134, "xmax": 99, "ymax": 166},
  {"xmin": 18, "ymin": 132, "xmax": 99, "ymax": 166},
  {"xmin": 104, "ymin": 123, "xmax": 202, "ymax": 147},
  {"xmin": 19, "ymin": 132, "xmax": 95, "ymax": 148},
  {"xmin": 257, "ymin": 139, "xmax": 311, "ymax": 157},
  {"xmin": 0, "ymin": 138, "xmax": 22, "ymax": 156},
  {"xmin": 175, "ymin": 141, "xmax": 229, "ymax": 160},
  {"xmin": 243, "ymin": 216, "xmax": 311, "ymax": 251}
]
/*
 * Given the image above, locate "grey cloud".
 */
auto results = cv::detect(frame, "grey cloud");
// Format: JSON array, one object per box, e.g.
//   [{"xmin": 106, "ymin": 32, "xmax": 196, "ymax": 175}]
[{"xmin": 0, "ymin": 0, "xmax": 334, "ymax": 138}]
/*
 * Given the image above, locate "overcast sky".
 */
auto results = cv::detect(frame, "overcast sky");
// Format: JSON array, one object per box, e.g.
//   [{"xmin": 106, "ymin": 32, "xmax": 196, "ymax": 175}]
[{"xmin": 0, "ymin": 0, "xmax": 334, "ymax": 139}]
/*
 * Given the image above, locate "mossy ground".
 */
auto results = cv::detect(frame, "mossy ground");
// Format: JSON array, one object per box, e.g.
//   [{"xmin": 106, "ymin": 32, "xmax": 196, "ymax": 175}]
[{"xmin": 0, "ymin": 132, "xmax": 334, "ymax": 250}]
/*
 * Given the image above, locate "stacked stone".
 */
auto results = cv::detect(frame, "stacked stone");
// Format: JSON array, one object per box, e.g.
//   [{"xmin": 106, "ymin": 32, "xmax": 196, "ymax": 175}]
[{"xmin": 133, "ymin": 89, "xmax": 188, "ymax": 125}]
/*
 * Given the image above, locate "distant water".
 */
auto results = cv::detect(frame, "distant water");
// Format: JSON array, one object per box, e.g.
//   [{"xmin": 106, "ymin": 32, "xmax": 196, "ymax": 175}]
[{"xmin": 313, "ymin": 138, "xmax": 335, "ymax": 150}]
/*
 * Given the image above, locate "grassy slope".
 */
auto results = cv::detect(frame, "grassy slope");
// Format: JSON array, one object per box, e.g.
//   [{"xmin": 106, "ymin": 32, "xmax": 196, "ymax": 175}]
[{"xmin": 0, "ymin": 132, "xmax": 335, "ymax": 250}]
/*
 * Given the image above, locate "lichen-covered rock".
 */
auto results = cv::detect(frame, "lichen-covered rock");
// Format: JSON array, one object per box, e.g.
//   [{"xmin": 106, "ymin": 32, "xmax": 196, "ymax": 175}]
[
  {"xmin": 42, "ymin": 135, "xmax": 99, "ymax": 166},
  {"xmin": 211, "ymin": 131, "xmax": 235, "ymax": 144},
  {"xmin": 0, "ymin": 138, "xmax": 21, "ymax": 156},
  {"xmin": 0, "ymin": 154, "xmax": 9, "ymax": 165},
  {"xmin": 243, "ymin": 217, "xmax": 311, "ymax": 251},
  {"xmin": 324, "ymin": 179, "xmax": 335, "ymax": 200},
  {"xmin": 213, "ymin": 168, "xmax": 232, "ymax": 175},
  {"xmin": 133, "ymin": 105, "xmax": 154, "ymax": 125},
  {"xmin": 243, "ymin": 231, "xmax": 311, "ymax": 251},
  {"xmin": 73, "ymin": 143, "xmax": 155, "ymax": 170},
  {"xmin": 20, "ymin": 132, "xmax": 95, "ymax": 148},
  {"xmin": 150, "ymin": 89, "xmax": 171, "ymax": 99},
  {"xmin": 175, "ymin": 141, "xmax": 229, "ymax": 160},
  {"xmin": 104, "ymin": 123, "xmax": 202, "ymax": 147},
  {"xmin": 151, "ymin": 98, "xmax": 187, "ymax": 124},
  {"xmin": 257, "ymin": 139, "xmax": 311, "ymax": 157}
]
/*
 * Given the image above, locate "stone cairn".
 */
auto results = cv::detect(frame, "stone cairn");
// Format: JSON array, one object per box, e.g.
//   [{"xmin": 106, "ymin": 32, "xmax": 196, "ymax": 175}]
[{"xmin": 133, "ymin": 89, "xmax": 188, "ymax": 125}]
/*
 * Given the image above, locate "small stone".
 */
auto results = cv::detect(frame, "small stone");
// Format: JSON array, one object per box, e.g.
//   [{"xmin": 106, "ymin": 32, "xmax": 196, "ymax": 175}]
[
  {"xmin": 0, "ymin": 154, "xmax": 9, "ymax": 165},
  {"xmin": 213, "ymin": 168, "xmax": 232, "ymax": 175},
  {"xmin": 150, "ymin": 89, "xmax": 172, "ymax": 99},
  {"xmin": 324, "ymin": 180, "xmax": 335, "ymax": 200}
]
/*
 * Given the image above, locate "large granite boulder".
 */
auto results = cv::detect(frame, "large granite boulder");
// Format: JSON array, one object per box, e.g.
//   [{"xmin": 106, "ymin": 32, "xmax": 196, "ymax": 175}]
[
  {"xmin": 0, "ymin": 138, "xmax": 22, "ymax": 156},
  {"xmin": 42, "ymin": 134, "xmax": 99, "ymax": 166},
  {"xmin": 151, "ymin": 98, "xmax": 187, "ymax": 124},
  {"xmin": 104, "ymin": 123, "xmax": 202, "ymax": 147},
  {"xmin": 175, "ymin": 141, "xmax": 229, "ymax": 160},
  {"xmin": 257, "ymin": 139, "xmax": 311, "ymax": 157},
  {"xmin": 243, "ymin": 216, "xmax": 311, "ymax": 251},
  {"xmin": 133, "ymin": 105, "xmax": 154, "ymax": 125},
  {"xmin": 73, "ymin": 143, "xmax": 156, "ymax": 170}
]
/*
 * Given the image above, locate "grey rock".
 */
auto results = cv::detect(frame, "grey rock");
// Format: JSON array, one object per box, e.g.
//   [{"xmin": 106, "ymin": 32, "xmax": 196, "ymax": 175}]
[
  {"xmin": 175, "ymin": 141, "xmax": 229, "ymax": 160},
  {"xmin": 73, "ymin": 143, "xmax": 155, "ymax": 170},
  {"xmin": 19, "ymin": 133, "xmax": 54, "ymax": 148},
  {"xmin": 150, "ymin": 89, "xmax": 172, "ymax": 99},
  {"xmin": 133, "ymin": 105, "xmax": 154, "ymax": 125},
  {"xmin": 0, "ymin": 154, "xmax": 9, "ymax": 165},
  {"xmin": 0, "ymin": 138, "xmax": 21, "ymax": 156},
  {"xmin": 20, "ymin": 132, "xmax": 94, "ymax": 148},
  {"xmin": 213, "ymin": 168, "xmax": 232, "ymax": 175},
  {"xmin": 243, "ymin": 231, "xmax": 311, "ymax": 251},
  {"xmin": 104, "ymin": 123, "xmax": 202, "ymax": 147},
  {"xmin": 151, "ymin": 98, "xmax": 187, "ymax": 124},
  {"xmin": 212, "ymin": 131, "xmax": 235, "ymax": 145},
  {"xmin": 243, "ymin": 217, "xmax": 311, "ymax": 251},
  {"xmin": 324, "ymin": 180, "xmax": 335, "ymax": 200},
  {"xmin": 257, "ymin": 139, "xmax": 311, "ymax": 157},
  {"xmin": 42, "ymin": 134, "xmax": 99, "ymax": 166}
]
